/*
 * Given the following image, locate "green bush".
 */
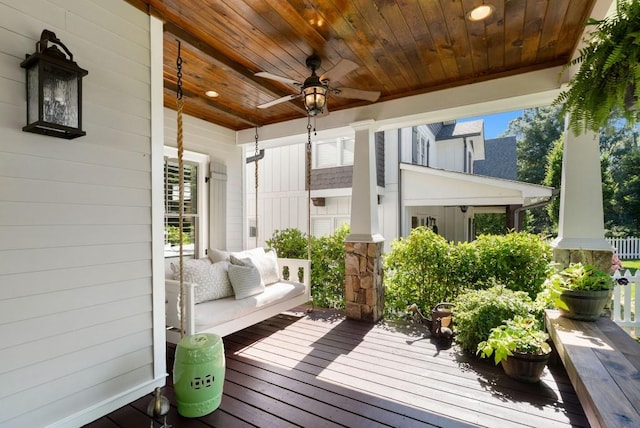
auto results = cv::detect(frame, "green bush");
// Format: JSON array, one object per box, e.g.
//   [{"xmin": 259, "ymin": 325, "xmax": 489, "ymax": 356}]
[
  {"xmin": 472, "ymin": 233, "xmax": 552, "ymax": 298},
  {"xmin": 266, "ymin": 226, "xmax": 348, "ymax": 309},
  {"xmin": 384, "ymin": 227, "xmax": 463, "ymax": 316},
  {"xmin": 453, "ymin": 284, "xmax": 535, "ymax": 353},
  {"xmin": 266, "ymin": 228, "xmax": 308, "ymax": 259},
  {"xmin": 310, "ymin": 224, "xmax": 349, "ymax": 309},
  {"xmin": 383, "ymin": 229, "xmax": 549, "ymax": 319}
]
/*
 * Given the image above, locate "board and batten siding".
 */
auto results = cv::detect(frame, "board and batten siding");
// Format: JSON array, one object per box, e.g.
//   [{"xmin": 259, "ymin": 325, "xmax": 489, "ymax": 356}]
[
  {"xmin": 163, "ymin": 108, "xmax": 243, "ymax": 252},
  {"xmin": 0, "ymin": 1, "xmax": 165, "ymax": 427}
]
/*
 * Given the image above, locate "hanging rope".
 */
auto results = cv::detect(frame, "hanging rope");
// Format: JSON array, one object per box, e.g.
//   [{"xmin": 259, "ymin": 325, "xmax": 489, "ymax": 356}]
[
  {"xmin": 254, "ymin": 127, "xmax": 260, "ymax": 248},
  {"xmin": 306, "ymin": 116, "xmax": 312, "ymax": 261},
  {"xmin": 176, "ymin": 40, "xmax": 186, "ymax": 338}
]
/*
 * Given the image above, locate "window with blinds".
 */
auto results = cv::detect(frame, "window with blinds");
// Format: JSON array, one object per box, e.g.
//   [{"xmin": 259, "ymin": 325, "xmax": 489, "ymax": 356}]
[{"xmin": 164, "ymin": 157, "xmax": 198, "ymax": 257}]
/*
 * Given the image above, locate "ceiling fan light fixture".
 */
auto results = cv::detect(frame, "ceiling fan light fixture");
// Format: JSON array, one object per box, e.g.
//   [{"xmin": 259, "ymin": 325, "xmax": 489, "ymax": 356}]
[
  {"xmin": 467, "ymin": 4, "xmax": 494, "ymax": 21},
  {"xmin": 302, "ymin": 85, "xmax": 327, "ymax": 116}
]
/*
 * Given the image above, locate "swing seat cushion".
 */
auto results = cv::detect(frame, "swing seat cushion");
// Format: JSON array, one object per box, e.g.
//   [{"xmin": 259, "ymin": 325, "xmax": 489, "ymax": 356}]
[{"xmin": 192, "ymin": 280, "xmax": 306, "ymax": 331}]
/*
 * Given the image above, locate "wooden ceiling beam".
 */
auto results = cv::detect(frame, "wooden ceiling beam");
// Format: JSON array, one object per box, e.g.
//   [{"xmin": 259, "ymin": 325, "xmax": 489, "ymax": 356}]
[{"xmin": 163, "ymin": 21, "xmax": 308, "ymax": 116}]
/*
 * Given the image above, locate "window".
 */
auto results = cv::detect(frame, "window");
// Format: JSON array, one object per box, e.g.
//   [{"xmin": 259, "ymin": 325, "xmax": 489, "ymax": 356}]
[
  {"xmin": 164, "ymin": 147, "xmax": 208, "ymax": 258},
  {"xmin": 314, "ymin": 137, "xmax": 355, "ymax": 168}
]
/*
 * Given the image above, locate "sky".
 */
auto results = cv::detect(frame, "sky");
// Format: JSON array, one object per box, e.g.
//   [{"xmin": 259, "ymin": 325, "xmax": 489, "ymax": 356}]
[{"xmin": 460, "ymin": 110, "xmax": 523, "ymax": 139}]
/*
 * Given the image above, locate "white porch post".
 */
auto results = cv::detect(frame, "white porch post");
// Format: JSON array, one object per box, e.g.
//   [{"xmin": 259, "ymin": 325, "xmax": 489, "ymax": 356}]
[
  {"xmin": 347, "ymin": 120, "xmax": 384, "ymax": 242},
  {"xmin": 345, "ymin": 120, "xmax": 385, "ymax": 322},
  {"xmin": 551, "ymin": 120, "xmax": 613, "ymax": 271}
]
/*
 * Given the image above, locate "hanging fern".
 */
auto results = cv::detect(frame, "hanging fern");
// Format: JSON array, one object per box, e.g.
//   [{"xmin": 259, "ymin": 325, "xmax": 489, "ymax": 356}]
[{"xmin": 553, "ymin": 0, "xmax": 640, "ymax": 134}]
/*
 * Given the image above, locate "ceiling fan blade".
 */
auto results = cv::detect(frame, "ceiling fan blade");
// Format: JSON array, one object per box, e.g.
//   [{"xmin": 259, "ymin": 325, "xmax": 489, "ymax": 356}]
[
  {"xmin": 257, "ymin": 93, "xmax": 301, "ymax": 109},
  {"xmin": 333, "ymin": 87, "xmax": 381, "ymax": 102},
  {"xmin": 255, "ymin": 71, "xmax": 301, "ymax": 87},
  {"xmin": 320, "ymin": 58, "xmax": 359, "ymax": 83}
]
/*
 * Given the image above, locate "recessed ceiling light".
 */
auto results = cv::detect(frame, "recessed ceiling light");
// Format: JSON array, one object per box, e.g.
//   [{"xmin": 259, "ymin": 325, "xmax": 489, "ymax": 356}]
[
  {"xmin": 205, "ymin": 90, "xmax": 219, "ymax": 98},
  {"xmin": 467, "ymin": 4, "xmax": 495, "ymax": 21}
]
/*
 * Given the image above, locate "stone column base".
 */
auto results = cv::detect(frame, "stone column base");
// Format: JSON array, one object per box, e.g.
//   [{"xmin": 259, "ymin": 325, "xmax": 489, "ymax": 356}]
[
  {"xmin": 552, "ymin": 248, "xmax": 613, "ymax": 273},
  {"xmin": 344, "ymin": 241, "xmax": 384, "ymax": 322}
]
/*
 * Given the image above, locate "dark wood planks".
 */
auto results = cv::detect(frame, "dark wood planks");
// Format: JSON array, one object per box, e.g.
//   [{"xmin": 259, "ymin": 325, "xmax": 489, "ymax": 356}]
[{"xmin": 89, "ymin": 307, "xmax": 587, "ymax": 427}]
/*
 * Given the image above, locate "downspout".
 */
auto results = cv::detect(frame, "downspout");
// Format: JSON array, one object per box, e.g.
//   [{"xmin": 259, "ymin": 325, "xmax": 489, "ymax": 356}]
[
  {"xmin": 398, "ymin": 128, "xmax": 403, "ymax": 238},
  {"xmin": 512, "ymin": 189, "xmax": 560, "ymax": 231},
  {"xmin": 463, "ymin": 137, "xmax": 467, "ymax": 172}
]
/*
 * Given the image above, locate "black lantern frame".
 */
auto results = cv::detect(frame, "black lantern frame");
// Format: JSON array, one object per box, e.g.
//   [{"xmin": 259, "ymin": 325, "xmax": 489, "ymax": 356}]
[{"xmin": 20, "ymin": 30, "xmax": 88, "ymax": 139}]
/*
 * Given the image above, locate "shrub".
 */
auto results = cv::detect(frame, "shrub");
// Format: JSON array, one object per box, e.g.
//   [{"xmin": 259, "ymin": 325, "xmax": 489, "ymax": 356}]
[
  {"xmin": 472, "ymin": 233, "xmax": 551, "ymax": 298},
  {"xmin": 310, "ymin": 224, "xmax": 349, "ymax": 309},
  {"xmin": 384, "ymin": 227, "xmax": 464, "ymax": 317},
  {"xmin": 453, "ymin": 284, "xmax": 535, "ymax": 353},
  {"xmin": 266, "ymin": 226, "xmax": 348, "ymax": 309},
  {"xmin": 266, "ymin": 228, "xmax": 308, "ymax": 259}
]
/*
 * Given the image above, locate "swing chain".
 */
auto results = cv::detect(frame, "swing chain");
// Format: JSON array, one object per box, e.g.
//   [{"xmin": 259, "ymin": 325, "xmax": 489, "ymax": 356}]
[
  {"xmin": 254, "ymin": 127, "xmax": 260, "ymax": 247},
  {"xmin": 176, "ymin": 40, "xmax": 183, "ymax": 100},
  {"xmin": 306, "ymin": 116, "xmax": 312, "ymax": 260}
]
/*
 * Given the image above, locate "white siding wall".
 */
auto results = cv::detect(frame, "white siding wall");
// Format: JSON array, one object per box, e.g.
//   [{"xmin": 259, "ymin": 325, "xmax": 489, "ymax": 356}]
[
  {"xmin": 246, "ymin": 143, "xmax": 307, "ymax": 247},
  {"xmin": 436, "ymin": 137, "xmax": 465, "ymax": 171},
  {"xmin": 0, "ymin": 1, "xmax": 164, "ymax": 426},
  {"xmin": 163, "ymin": 109, "xmax": 242, "ymax": 251}
]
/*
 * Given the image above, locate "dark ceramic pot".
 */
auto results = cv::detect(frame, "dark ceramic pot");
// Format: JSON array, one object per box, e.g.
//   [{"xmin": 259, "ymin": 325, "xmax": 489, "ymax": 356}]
[
  {"xmin": 559, "ymin": 289, "xmax": 612, "ymax": 321},
  {"xmin": 501, "ymin": 351, "xmax": 550, "ymax": 383}
]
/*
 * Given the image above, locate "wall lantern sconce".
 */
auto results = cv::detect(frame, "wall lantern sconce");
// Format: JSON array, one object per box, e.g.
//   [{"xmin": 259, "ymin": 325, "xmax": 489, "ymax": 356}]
[
  {"xmin": 460, "ymin": 205, "xmax": 469, "ymax": 213},
  {"xmin": 20, "ymin": 30, "xmax": 88, "ymax": 139}
]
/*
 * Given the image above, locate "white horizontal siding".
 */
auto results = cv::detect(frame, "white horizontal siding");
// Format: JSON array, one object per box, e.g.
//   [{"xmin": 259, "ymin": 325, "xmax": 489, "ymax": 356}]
[
  {"xmin": 0, "ymin": 0, "xmax": 161, "ymax": 426},
  {"xmin": 163, "ymin": 108, "xmax": 243, "ymax": 251}
]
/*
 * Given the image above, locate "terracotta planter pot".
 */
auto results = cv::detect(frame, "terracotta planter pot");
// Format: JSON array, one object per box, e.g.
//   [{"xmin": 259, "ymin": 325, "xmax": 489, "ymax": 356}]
[
  {"xmin": 501, "ymin": 351, "xmax": 550, "ymax": 383},
  {"xmin": 559, "ymin": 289, "xmax": 612, "ymax": 321}
]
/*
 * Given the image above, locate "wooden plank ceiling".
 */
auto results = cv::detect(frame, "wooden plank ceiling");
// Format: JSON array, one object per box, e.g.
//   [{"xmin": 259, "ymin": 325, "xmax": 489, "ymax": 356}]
[{"xmin": 126, "ymin": 0, "xmax": 597, "ymax": 131}]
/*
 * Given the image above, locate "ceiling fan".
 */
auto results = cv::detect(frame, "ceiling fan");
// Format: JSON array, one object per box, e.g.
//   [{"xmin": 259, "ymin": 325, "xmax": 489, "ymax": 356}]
[{"xmin": 255, "ymin": 54, "xmax": 381, "ymax": 116}]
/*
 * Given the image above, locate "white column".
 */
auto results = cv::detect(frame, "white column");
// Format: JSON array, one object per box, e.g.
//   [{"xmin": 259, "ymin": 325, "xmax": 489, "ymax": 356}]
[
  {"xmin": 346, "ymin": 120, "xmax": 384, "ymax": 243},
  {"xmin": 551, "ymin": 122, "xmax": 611, "ymax": 250}
]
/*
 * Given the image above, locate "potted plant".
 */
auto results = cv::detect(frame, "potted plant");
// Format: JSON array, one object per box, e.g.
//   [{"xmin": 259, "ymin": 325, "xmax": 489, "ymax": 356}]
[
  {"xmin": 541, "ymin": 262, "xmax": 615, "ymax": 321},
  {"xmin": 553, "ymin": 0, "xmax": 640, "ymax": 134},
  {"xmin": 477, "ymin": 315, "xmax": 552, "ymax": 383}
]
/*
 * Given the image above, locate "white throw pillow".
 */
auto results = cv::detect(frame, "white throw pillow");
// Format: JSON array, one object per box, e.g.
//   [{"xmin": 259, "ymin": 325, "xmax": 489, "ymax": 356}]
[
  {"xmin": 177, "ymin": 259, "xmax": 233, "ymax": 304},
  {"xmin": 228, "ymin": 257, "xmax": 264, "ymax": 299},
  {"xmin": 213, "ymin": 247, "xmax": 280, "ymax": 286}
]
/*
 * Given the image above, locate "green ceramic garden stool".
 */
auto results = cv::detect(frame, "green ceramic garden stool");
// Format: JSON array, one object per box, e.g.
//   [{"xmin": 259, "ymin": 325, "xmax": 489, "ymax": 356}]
[{"xmin": 173, "ymin": 333, "xmax": 225, "ymax": 417}]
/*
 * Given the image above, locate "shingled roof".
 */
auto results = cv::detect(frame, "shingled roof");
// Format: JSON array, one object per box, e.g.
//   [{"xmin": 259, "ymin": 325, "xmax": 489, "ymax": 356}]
[{"xmin": 473, "ymin": 136, "xmax": 517, "ymax": 180}]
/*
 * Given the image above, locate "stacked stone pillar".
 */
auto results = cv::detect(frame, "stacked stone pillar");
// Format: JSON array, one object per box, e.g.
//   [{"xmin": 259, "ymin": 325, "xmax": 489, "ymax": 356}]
[{"xmin": 345, "ymin": 241, "xmax": 385, "ymax": 322}]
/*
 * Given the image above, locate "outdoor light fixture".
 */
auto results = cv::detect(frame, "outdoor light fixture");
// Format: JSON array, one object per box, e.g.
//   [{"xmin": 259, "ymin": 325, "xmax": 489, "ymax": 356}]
[
  {"xmin": 301, "ymin": 58, "xmax": 328, "ymax": 116},
  {"xmin": 467, "ymin": 4, "xmax": 495, "ymax": 21},
  {"xmin": 460, "ymin": 205, "xmax": 469, "ymax": 213},
  {"xmin": 21, "ymin": 29, "xmax": 88, "ymax": 139}
]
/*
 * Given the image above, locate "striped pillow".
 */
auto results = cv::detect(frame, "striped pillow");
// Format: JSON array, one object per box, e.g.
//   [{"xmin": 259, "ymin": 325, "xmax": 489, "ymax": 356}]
[{"xmin": 228, "ymin": 258, "xmax": 264, "ymax": 299}]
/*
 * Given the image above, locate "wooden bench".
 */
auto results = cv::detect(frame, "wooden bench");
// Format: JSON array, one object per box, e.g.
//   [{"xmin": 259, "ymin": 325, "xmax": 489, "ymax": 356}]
[{"xmin": 545, "ymin": 309, "xmax": 640, "ymax": 428}]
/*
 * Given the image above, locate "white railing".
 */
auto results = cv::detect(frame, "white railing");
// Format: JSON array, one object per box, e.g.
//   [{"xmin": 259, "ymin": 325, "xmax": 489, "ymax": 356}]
[
  {"xmin": 607, "ymin": 237, "xmax": 640, "ymax": 259},
  {"xmin": 612, "ymin": 269, "xmax": 639, "ymax": 336}
]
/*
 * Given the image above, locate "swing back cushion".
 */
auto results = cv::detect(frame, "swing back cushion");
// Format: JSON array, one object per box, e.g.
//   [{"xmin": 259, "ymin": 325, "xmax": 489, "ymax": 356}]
[
  {"xmin": 209, "ymin": 247, "xmax": 280, "ymax": 286},
  {"xmin": 227, "ymin": 256, "xmax": 264, "ymax": 299},
  {"xmin": 170, "ymin": 259, "xmax": 233, "ymax": 304}
]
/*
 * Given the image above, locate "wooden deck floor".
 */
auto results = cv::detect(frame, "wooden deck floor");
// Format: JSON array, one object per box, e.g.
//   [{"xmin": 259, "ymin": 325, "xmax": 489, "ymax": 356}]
[{"xmin": 87, "ymin": 307, "xmax": 588, "ymax": 427}]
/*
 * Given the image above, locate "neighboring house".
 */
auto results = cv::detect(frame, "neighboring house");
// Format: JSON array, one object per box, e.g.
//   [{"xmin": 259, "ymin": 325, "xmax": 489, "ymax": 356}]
[{"xmin": 247, "ymin": 121, "xmax": 553, "ymax": 248}]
